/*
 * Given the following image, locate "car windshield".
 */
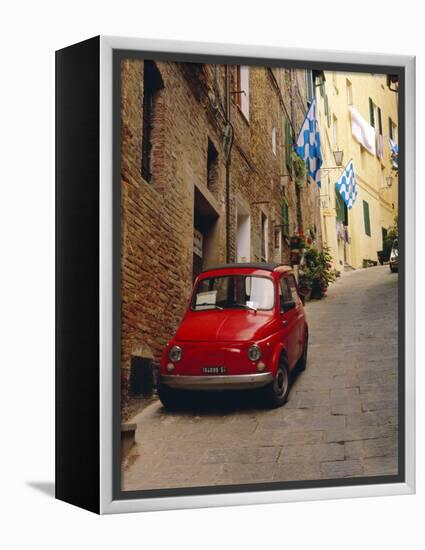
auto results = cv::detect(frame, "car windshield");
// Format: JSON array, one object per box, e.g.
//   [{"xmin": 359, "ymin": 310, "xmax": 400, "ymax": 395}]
[{"xmin": 191, "ymin": 275, "xmax": 275, "ymax": 311}]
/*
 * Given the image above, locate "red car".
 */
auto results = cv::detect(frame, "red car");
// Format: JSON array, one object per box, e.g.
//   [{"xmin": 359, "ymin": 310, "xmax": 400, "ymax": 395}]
[{"xmin": 158, "ymin": 263, "xmax": 308, "ymax": 409}]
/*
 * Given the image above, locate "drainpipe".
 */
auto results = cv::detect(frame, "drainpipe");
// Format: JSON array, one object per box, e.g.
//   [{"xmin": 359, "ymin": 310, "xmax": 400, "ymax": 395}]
[
  {"xmin": 290, "ymin": 69, "xmax": 303, "ymax": 232},
  {"xmin": 224, "ymin": 65, "xmax": 233, "ymax": 263}
]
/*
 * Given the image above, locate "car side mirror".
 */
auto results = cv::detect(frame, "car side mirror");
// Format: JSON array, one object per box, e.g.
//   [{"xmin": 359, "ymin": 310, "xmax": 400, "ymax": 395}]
[{"xmin": 281, "ymin": 300, "xmax": 295, "ymax": 313}]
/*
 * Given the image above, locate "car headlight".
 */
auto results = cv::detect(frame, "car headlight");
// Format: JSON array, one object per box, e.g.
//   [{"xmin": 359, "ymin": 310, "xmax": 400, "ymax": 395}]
[
  {"xmin": 168, "ymin": 345, "xmax": 183, "ymax": 362},
  {"xmin": 247, "ymin": 344, "xmax": 262, "ymax": 362}
]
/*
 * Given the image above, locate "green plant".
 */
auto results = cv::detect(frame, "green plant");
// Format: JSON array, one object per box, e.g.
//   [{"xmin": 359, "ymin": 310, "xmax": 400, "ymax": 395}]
[
  {"xmin": 290, "ymin": 151, "xmax": 306, "ymax": 188},
  {"xmin": 298, "ymin": 268, "xmax": 313, "ymax": 291},
  {"xmin": 302, "ymin": 244, "xmax": 336, "ymax": 299},
  {"xmin": 383, "ymin": 215, "xmax": 399, "ymax": 258}
]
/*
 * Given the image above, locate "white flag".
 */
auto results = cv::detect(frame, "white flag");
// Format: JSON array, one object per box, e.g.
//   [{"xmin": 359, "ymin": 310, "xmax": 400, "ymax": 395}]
[{"xmin": 349, "ymin": 106, "xmax": 376, "ymax": 155}]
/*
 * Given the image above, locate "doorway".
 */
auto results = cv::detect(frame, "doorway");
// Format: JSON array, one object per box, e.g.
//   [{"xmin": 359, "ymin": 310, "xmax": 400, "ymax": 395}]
[
  {"xmin": 193, "ymin": 186, "xmax": 220, "ymax": 280},
  {"xmin": 236, "ymin": 200, "xmax": 251, "ymax": 263}
]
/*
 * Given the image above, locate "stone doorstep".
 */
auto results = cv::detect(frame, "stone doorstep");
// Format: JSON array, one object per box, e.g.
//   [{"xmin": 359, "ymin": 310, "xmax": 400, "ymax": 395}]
[{"xmin": 121, "ymin": 422, "xmax": 137, "ymax": 458}]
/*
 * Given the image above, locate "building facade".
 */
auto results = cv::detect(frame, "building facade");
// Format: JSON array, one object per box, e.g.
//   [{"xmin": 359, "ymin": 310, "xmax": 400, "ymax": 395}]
[
  {"xmin": 316, "ymin": 71, "xmax": 398, "ymax": 270},
  {"xmin": 120, "ymin": 58, "xmax": 322, "ymax": 419}
]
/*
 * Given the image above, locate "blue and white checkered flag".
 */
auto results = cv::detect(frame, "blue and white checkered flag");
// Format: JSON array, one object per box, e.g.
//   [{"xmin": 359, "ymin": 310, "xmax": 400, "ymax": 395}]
[
  {"xmin": 295, "ymin": 98, "xmax": 323, "ymax": 187},
  {"xmin": 389, "ymin": 138, "xmax": 398, "ymax": 168},
  {"xmin": 336, "ymin": 160, "xmax": 357, "ymax": 209}
]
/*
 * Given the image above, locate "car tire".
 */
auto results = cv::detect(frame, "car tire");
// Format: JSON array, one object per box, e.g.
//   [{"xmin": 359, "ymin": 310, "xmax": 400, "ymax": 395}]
[
  {"xmin": 390, "ymin": 265, "xmax": 397, "ymax": 273},
  {"xmin": 263, "ymin": 355, "xmax": 290, "ymax": 408},
  {"xmin": 297, "ymin": 329, "xmax": 309, "ymax": 372},
  {"xmin": 157, "ymin": 382, "xmax": 183, "ymax": 411}
]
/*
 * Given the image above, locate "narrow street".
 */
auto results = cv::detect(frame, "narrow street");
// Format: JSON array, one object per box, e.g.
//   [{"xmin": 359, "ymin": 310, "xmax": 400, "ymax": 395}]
[{"xmin": 122, "ymin": 266, "xmax": 398, "ymax": 490}]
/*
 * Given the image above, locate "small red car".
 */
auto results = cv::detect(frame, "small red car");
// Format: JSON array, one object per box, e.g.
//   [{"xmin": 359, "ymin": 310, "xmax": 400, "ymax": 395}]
[{"xmin": 158, "ymin": 263, "xmax": 308, "ymax": 409}]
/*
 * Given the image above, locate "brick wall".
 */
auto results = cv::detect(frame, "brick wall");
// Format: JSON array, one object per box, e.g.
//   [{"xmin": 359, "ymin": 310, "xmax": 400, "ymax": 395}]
[{"xmin": 120, "ymin": 59, "xmax": 322, "ymax": 420}]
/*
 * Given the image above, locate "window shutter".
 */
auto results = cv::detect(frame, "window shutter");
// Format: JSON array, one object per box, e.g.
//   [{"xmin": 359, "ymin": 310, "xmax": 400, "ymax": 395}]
[
  {"xmin": 369, "ymin": 98, "xmax": 375, "ymax": 127},
  {"xmin": 285, "ymin": 119, "xmax": 293, "ymax": 173},
  {"xmin": 363, "ymin": 200, "xmax": 371, "ymax": 236},
  {"xmin": 306, "ymin": 70, "xmax": 314, "ymax": 104},
  {"xmin": 378, "ymin": 107, "xmax": 382, "ymax": 135},
  {"xmin": 324, "ymin": 95, "xmax": 330, "ymax": 127},
  {"xmin": 335, "ymin": 185, "xmax": 348, "ymax": 225},
  {"xmin": 240, "ymin": 66, "xmax": 250, "ymax": 120},
  {"xmin": 281, "ymin": 198, "xmax": 290, "ymax": 237}
]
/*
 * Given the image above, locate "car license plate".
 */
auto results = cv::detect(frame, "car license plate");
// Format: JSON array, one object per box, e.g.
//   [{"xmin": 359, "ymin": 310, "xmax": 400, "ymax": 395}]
[{"xmin": 202, "ymin": 366, "xmax": 227, "ymax": 375}]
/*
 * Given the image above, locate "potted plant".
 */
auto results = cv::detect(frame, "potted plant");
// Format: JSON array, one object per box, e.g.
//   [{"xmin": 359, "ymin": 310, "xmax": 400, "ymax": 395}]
[
  {"xmin": 304, "ymin": 245, "xmax": 336, "ymax": 299},
  {"xmin": 298, "ymin": 269, "xmax": 313, "ymax": 302}
]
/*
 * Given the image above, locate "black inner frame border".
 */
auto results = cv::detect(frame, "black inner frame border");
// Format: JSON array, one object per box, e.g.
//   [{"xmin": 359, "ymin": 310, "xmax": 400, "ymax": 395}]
[{"xmin": 112, "ymin": 48, "xmax": 405, "ymax": 502}]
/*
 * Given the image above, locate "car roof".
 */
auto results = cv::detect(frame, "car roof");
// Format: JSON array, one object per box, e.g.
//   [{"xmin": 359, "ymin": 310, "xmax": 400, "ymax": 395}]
[{"xmin": 201, "ymin": 262, "xmax": 293, "ymax": 274}]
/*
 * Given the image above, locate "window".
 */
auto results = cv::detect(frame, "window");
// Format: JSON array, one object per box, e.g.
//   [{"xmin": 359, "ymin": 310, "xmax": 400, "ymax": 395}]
[
  {"xmin": 332, "ymin": 71, "xmax": 339, "ymax": 93},
  {"xmin": 192, "ymin": 275, "xmax": 275, "ymax": 311},
  {"xmin": 141, "ymin": 61, "xmax": 164, "ymax": 182},
  {"xmin": 335, "ymin": 184, "xmax": 348, "ymax": 225},
  {"xmin": 272, "ymin": 126, "xmax": 277, "ymax": 155},
  {"xmin": 369, "ymin": 98, "xmax": 382, "ymax": 136},
  {"xmin": 274, "ymin": 228, "xmax": 281, "ymax": 249},
  {"xmin": 281, "ymin": 197, "xmax": 290, "ymax": 237},
  {"xmin": 346, "ymin": 79, "xmax": 353, "ymax": 105},
  {"xmin": 306, "ymin": 69, "xmax": 314, "ymax": 104},
  {"xmin": 363, "ymin": 200, "xmax": 371, "ymax": 237},
  {"xmin": 285, "ymin": 118, "xmax": 293, "ymax": 172},
  {"xmin": 377, "ymin": 107, "xmax": 382, "ymax": 136},
  {"xmin": 279, "ymin": 277, "xmax": 293, "ymax": 311},
  {"xmin": 332, "ymin": 115, "xmax": 338, "ymax": 147},
  {"xmin": 369, "ymin": 97, "xmax": 375, "ymax": 128},
  {"xmin": 207, "ymin": 138, "xmax": 218, "ymax": 190},
  {"xmin": 389, "ymin": 117, "xmax": 397, "ymax": 141},
  {"xmin": 236, "ymin": 201, "xmax": 251, "ymax": 263},
  {"xmin": 287, "ymin": 275, "xmax": 299, "ymax": 302},
  {"xmin": 324, "ymin": 94, "xmax": 331, "ymax": 127},
  {"xmin": 236, "ymin": 66, "xmax": 250, "ymax": 120},
  {"xmin": 260, "ymin": 212, "xmax": 268, "ymax": 262}
]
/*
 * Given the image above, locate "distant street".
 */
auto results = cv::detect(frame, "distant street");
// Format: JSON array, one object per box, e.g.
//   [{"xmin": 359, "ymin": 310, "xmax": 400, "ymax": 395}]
[{"xmin": 122, "ymin": 266, "xmax": 398, "ymax": 490}]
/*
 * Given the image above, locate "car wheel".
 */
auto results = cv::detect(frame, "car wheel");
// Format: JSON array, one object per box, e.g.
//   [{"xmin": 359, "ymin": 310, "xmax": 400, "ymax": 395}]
[
  {"xmin": 390, "ymin": 265, "xmax": 397, "ymax": 273},
  {"xmin": 263, "ymin": 355, "xmax": 290, "ymax": 408},
  {"xmin": 157, "ymin": 383, "xmax": 183, "ymax": 411},
  {"xmin": 297, "ymin": 329, "xmax": 309, "ymax": 372}
]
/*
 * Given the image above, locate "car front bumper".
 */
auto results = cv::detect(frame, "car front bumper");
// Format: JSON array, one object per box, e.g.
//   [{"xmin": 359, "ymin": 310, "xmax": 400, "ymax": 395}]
[{"xmin": 160, "ymin": 372, "xmax": 273, "ymax": 391}]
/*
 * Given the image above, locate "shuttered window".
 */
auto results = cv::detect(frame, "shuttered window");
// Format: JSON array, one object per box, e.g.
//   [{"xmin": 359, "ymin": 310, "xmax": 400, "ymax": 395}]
[
  {"xmin": 363, "ymin": 200, "xmax": 371, "ymax": 236},
  {"xmin": 389, "ymin": 117, "xmax": 394, "ymax": 140},
  {"xmin": 236, "ymin": 66, "xmax": 250, "ymax": 120},
  {"xmin": 377, "ymin": 107, "xmax": 382, "ymax": 135},
  {"xmin": 369, "ymin": 98, "xmax": 375, "ymax": 128},
  {"xmin": 324, "ymin": 94, "xmax": 330, "ymax": 127},
  {"xmin": 285, "ymin": 118, "xmax": 293, "ymax": 173},
  {"xmin": 306, "ymin": 69, "xmax": 314, "ymax": 104},
  {"xmin": 335, "ymin": 185, "xmax": 348, "ymax": 225},
  {"xmin": 281, "ymin": 197, "xmax": 290, "ymax": 237}
]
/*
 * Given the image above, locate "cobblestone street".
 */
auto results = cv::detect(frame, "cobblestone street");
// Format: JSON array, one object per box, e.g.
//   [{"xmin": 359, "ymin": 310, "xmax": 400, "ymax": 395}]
[{"xmin": 122, "ymin": 266, "xmax": 398, "ymax": 491}]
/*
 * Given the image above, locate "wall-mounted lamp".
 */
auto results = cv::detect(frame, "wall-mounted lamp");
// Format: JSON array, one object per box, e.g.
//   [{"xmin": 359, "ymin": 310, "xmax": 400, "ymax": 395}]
[{"xmin": 333, "ymin": 150, "xmax": 344, "ymax": 167}]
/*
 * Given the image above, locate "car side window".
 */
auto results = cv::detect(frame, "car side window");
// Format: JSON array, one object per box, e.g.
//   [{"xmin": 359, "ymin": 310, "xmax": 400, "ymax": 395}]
[
  {"xmin": 287, "ymin": 275, "xmax": 299, "ymax": 302},
  {"xmin": 279, "ymin": 277, "xmax": 293, "ymax": 312}
]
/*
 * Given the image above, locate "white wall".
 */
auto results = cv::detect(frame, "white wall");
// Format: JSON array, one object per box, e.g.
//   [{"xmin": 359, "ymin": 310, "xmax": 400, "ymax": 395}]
[{"xmin": 0, "ymin": 1, "xmax": 422, "ymax": 549}]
